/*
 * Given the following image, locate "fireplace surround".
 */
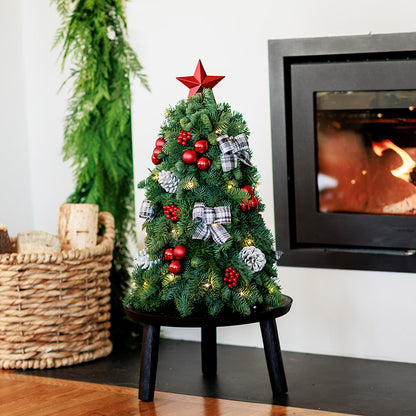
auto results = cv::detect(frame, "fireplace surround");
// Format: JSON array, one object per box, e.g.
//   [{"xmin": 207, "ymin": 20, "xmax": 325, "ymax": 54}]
[{"xmin": 268, "ymin": 32, "xmax": 416, "ymax": 272}]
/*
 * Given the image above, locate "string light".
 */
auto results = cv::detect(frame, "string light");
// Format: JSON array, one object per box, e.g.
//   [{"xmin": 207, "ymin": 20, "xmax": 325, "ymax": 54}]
[
  {"xmin": 227, "ymin": 181, "xmax": 235, "ymax": 191},
  {"xmin": 153, "ymin": 172, "xmax": 159, "ymax": 181},
  {"xmin": 243, "ymin": 237, "xmax": 254, "ymax": 247},
  {"xmin": 168, "ymin": 273, "xmax": 175, "ymax": 281},
  {"xmin": 184, "ymin": 180, "xmax": 195, "ymax": 190}
]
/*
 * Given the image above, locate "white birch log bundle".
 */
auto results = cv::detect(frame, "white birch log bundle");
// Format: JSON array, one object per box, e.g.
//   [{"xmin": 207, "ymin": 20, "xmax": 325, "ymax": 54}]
[
  {"xmin": 58, "ymin": 204, "xmax": 98, "ymax": 251},
  {"xmin": 0, "ymin": 223, "xmax": 12, "ymax": 254},
  {"xmin": 16, "ymin": 231, "xmax": 61, "ymax": 254}
]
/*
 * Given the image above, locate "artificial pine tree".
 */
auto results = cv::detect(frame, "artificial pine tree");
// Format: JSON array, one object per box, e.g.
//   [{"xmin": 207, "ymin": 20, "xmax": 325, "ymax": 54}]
[{"xmin": 125, "ymin": 61, "xmax": 281, "ymax": 317}]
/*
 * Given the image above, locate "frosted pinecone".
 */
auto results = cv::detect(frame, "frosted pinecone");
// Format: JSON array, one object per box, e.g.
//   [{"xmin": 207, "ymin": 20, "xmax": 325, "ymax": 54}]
[
  {"xmin": 134, "ymin": 249, "xmax": 160, "ymax": 270},
  {"xmin": 158, "ymin": 170, "xmax": 180, "ymax": 193},
  {"xmin": 239, "ymin": 246, "xmax": 266, "ymax": 272}
]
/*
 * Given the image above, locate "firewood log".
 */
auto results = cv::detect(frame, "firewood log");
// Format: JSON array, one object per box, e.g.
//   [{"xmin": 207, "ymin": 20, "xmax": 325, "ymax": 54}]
[
  {"xmin": 58, "ymin": 204, "xmax": 98, "ymax": 250},
  {"xmin": 17, "ymin": 231, "xmax": 61, "ymax": 254},
  {"xmin": 382, "ymin": 193, "xmax": 416, "ymax": 214},
  {"xmin": 0, "ymin": 223, "xmax": 12, "ymax": 254}
]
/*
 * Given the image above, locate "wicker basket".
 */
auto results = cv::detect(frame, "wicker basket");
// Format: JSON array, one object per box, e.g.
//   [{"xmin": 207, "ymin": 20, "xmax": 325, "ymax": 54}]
[{"xmin": 0, "ymin": 211, "xmax": 115, "ymax": 370}]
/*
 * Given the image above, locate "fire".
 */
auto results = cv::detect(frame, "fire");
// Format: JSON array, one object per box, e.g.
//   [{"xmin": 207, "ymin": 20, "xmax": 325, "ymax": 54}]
[{"xmin": 372, "ymin": 139, "xmax": 416, "ymax": 183}]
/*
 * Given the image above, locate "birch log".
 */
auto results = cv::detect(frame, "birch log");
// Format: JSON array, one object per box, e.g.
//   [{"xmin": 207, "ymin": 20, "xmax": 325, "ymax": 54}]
[
  {"xmin": 59, "ymin": 204, "xmax": 98, "ymax": 250},
  {"xmin": 17, "ymin": 231, "xmax": 61, "ymax": 254},
  {"xmin": 0, "ymin": 223, "xmax": 12, "ymax": 254}
]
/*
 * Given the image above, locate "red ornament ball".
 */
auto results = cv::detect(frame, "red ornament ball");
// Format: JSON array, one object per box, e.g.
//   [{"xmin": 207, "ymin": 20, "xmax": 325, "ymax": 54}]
[
  {"xmin": 153, "ymin": 146, "xmax": 163, "ymax": 157},
  {"xmin": 164, "ymin": 248, "xmax": 174, "ymax": 260},
  {"xmin": 249, "ymin": 196, "xmax": 259, "ymax": 209},
  {"xmin": 241, "ymin": 184, "xmax": 254, "ymax": 196},
  {"xmin": 152, "ymin": 154, "xmax": 161, "ymax": 165},
  {"xmin": 169, "ymin": 260, "xmax": 181, "ymax": 274},
  {"xmin": 155, "ymin": 137, "xmax": 166, "ymax": 147},
  {"xmin": 173, "ymin": 244, "xmax": 187, "ymax": 260},
  {"xmin": 196, "ymin": 157, "xmax": 211, "ymax": 170},
  {"xmin": 194, "ymin": 139, "xmax": 209, "ymax": 154},
  {"xmin": 182, "ymin": 149, "xmax": 197, "ymax": 164}
]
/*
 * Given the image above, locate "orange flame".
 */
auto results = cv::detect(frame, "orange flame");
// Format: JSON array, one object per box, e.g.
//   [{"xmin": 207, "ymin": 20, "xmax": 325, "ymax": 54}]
[{"xmin": 372, "ymin": 139, "xmax": 416, "ymax": 182}]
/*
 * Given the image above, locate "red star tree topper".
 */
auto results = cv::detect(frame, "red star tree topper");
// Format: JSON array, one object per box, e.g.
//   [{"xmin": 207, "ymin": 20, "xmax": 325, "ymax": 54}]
[{"xmin": 177, "ymin": 60, "xmax": 225, "ymax": 97}]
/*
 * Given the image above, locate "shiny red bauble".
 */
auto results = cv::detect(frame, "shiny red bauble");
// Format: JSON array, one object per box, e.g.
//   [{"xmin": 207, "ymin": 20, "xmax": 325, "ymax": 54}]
[
  {"xmin": 155, "ymin": 137, "xmax": 166, "ymax": 147},
  {"xmin": 173, "ymin": 244, "xmax": 187, "ymax": 260},
  {"xmin": 169, "ymin": 260, "xmax": 181, "ymax": 274},
  {"xmin": 196, "ymin": 157, "xmax": 211, "ymax": 170},
  {"xmin": 194, "ymin": 139, "xmax": 209, "ymax": 154},
  {"xmin": 182, "ymin": 149, "xmax": 197, "ymax": 164},
  {"xmin": 151, "ymin": 154, "xmax": 161, "ymax": 165},
  {"xmin": 249, "ymin": 196, "xmax": 260, "ymax": 209},
  {"xmin": 153, "ymin": 146, "xmax": 163, "ymax": 157},
  {"xmin": 164, "ymin": 248, "xmax": 174, "ymax": 261},
  {"xmin": 241, "ymin": 184, "xmax": 254, "ymax": 196}
]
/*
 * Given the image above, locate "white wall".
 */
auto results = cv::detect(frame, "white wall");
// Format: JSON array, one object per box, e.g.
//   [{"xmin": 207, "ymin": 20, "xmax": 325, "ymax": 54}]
[
  {"xmin": 128, "ymin": 0, "xmax": 416, "ymax": 363},
  {"xmin": 1, "ymin": 0, "xmax": 415, "ymax": 363},
  {"xmin": 0, "ymin": 0, "xmax": 33, "ymax": 236},
  {"xmin": 0, "ymin": 0, "xmax": 73, "ymax": 237}
]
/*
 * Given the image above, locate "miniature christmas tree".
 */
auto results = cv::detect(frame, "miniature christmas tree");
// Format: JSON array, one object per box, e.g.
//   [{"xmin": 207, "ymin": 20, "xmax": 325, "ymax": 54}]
[{"xmin": 125, "ymin": 61, "xmax": 282, "ymax": 317}]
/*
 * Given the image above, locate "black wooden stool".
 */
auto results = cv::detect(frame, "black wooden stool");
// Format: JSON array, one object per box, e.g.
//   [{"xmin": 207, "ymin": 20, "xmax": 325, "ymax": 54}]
[{"xmin": 124, "ymin": 294, "xmax": 292, "ymax": 401}]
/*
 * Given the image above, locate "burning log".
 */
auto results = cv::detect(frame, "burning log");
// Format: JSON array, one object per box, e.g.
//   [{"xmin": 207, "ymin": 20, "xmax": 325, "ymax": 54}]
[
  {"xmin": 383, "ymin": 193, "xmax": 416, "ymax": 214},
  {"xmin": 372, "ymin": 139, "xmax": 416, "ymax": 185}
]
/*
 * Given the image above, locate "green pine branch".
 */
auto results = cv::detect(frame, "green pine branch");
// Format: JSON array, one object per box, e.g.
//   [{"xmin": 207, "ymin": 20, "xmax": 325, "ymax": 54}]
[{"xmin": 52, "ymin": 0, "xmax": 149, "ymax": 349}]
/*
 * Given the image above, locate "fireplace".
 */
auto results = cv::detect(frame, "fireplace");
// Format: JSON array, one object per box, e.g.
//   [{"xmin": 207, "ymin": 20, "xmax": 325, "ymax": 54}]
[{"xmin": 268, "ymin": 32, "xmax": 416, "ymax": 272}]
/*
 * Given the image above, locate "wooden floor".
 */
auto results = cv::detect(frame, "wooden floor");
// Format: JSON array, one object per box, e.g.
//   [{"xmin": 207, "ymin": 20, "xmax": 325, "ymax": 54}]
[{"xmin": 0, "ymin": 371, "xmax": 360, "ymax": 416}]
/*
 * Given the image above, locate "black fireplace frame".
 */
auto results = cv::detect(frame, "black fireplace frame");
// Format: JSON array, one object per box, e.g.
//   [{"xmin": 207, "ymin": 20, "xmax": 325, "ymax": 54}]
[{"xmin": 269, "ymin": 32, "xmax": 416, "ymax": 273}]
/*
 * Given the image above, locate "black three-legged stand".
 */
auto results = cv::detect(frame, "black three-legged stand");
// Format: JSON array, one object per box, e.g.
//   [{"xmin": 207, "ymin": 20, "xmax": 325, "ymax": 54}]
[{"xmin": 124, "ymin": 294, "xmax": 292, "ymax": 402}]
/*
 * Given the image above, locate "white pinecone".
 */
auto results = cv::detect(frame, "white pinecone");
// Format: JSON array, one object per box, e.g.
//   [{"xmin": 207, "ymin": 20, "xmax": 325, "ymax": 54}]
[
  {"xmin": 134, "ymin": 249, "xmax": 159, "ymax": 270},
  {"xmin": 158, "ymin": 170, "xmax": 180, "ymax": 193},
  {"xmin": 239, "ymin": 246, "xmax": 266, "ymax": 272}
]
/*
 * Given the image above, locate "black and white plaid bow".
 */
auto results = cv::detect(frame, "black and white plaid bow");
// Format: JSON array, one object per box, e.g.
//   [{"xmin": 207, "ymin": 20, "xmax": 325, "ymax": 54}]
[
  {"xmin": 139, "ymin": 200, "xmax": 156, "ymax": 220},
  {"xmin": 192, "ymin": 202, "xmax": 231, "ymax": 244},
  {"xmin": 216, "ymin": 134, "xmax": 252, "ymax": 172}
]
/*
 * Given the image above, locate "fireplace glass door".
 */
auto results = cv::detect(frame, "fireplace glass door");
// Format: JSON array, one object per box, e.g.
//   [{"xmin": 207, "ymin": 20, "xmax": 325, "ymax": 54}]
[{"xmin": 316, "ymin": 90, "xmax": 416, "ymax": 216}]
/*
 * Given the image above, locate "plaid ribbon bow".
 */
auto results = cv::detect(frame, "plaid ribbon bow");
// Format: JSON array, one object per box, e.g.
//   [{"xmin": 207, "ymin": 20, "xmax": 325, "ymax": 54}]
[
  {"xmin": 139, "ymin": 200, "xmax": 156, "ymax": 220},
  {"xmin": 192, "ymin": 202, "xmax": 231, "ymax": 245},
  {"xmin": 216, "ymin": 133, "xmax": 252, "ymax": 172}
]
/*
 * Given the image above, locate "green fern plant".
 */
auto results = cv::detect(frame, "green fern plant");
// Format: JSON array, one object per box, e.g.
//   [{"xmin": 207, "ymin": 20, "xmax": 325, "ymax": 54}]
[{"xmin": 52, "ymin": 0, "xmax": 149, "ymax": 349}]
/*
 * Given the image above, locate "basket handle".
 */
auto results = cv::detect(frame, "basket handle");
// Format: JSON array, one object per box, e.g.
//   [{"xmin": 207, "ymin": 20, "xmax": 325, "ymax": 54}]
[{"xmin": 98, "ymin": 212, "xmax": 115, "ymax": 242}]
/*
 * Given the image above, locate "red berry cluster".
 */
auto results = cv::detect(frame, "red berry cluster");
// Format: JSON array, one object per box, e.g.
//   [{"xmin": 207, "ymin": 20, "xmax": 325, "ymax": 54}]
[
  {"xmin": 163, "ymin": 204, "xmax": 181, "ymax": 221},
  {"xmin": 223, "ymin": 267, "xmax": 239, "ymax": 288},
  {"xmin": 177, "ymin": 130, "xmax": 191, "ymax": 146}
]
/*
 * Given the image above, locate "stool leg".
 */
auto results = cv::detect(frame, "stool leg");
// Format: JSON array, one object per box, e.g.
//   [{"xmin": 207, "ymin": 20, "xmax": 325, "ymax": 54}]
[
  {"xmin": 201, "ymin": 326, "xmax": 217, "ymax": 376},
  {"xmin": 139, "ymin": 323, "xmax": 160, "ymax": 401},
  {"xmin": 260, "ymin": 318, "xmax": 288, "ymax": 395}
]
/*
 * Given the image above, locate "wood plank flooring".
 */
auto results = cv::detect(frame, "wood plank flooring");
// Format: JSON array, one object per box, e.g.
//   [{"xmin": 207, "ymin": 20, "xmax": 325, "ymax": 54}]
[{"xmin": 0, "ymin": 371, "xmax": 360, "ymax": 416}]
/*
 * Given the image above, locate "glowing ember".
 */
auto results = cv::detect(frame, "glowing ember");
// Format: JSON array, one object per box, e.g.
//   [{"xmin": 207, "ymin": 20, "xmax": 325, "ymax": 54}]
[{"xmin": 372, "ymin": 139, "xmax": 416, "ymax": 183}]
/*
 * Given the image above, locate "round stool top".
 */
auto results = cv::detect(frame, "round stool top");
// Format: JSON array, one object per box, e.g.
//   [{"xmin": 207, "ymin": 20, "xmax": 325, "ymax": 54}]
[{"xmin": 124, "ymin": 294, "xmax": 292, "ymax": 328}]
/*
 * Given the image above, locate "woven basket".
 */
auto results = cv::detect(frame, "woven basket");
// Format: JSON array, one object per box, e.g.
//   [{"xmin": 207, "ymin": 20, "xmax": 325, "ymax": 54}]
[{"xmin": 0, "ymin": 211, "xmax": 115, "ymax": 370}]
